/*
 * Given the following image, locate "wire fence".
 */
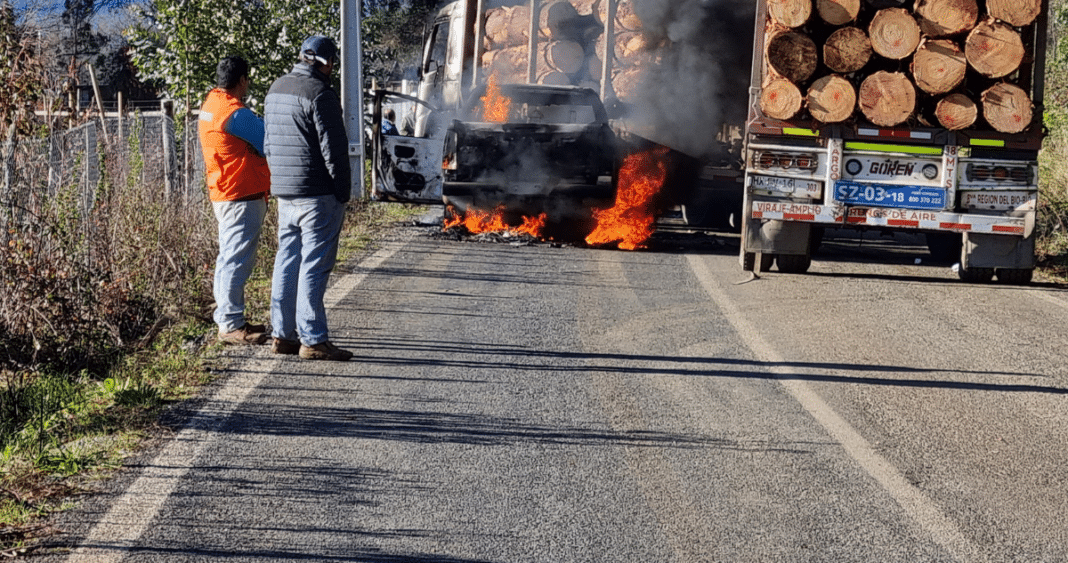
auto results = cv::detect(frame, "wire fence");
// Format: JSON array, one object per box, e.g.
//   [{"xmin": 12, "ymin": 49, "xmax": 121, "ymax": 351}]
[{"xmin": 0, "ymin": 105, "xmax": 206, "ymax": 240}]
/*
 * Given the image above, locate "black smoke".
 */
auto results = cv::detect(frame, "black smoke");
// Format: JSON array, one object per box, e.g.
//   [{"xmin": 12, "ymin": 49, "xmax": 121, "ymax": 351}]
[{"xmin": 624, "ymin": 0, "xmax": 756, "ymax": 158}]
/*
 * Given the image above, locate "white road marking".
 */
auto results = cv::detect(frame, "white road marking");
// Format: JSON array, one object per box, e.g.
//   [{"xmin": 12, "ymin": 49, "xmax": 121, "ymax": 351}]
[
  {"xmin": 686, "ymin": 254, "xmax": 990, "ymax": 563},
  {"xmin": 64, "ymin": 242, "xmax": 405, "ymax": 563}
]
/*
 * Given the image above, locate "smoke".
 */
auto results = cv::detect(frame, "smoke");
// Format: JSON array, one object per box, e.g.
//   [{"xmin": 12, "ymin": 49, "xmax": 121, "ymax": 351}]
[{"xmin": 623, "ymin": 0, "xmax": 755, "ymax": 158}]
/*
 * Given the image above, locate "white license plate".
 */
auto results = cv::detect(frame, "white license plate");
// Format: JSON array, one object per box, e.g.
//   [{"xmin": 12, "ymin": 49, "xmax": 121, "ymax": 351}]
[
  {"xmin": 750, "ymin": 175, "xmax": 821, "ymax": 198},
  {"xmin": 961, "ymin": 190, "xmax": 1036, "ymax": 212}
]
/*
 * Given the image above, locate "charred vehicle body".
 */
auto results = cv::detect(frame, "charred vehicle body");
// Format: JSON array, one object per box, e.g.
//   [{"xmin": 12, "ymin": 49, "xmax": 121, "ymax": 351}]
[
  {"xmin": 370, "ymin": 0, "xmax": 754, "ymax": 235},
  {"xmin": 442, "ymin": 83, "xmax": 616, "ymax": 233}
]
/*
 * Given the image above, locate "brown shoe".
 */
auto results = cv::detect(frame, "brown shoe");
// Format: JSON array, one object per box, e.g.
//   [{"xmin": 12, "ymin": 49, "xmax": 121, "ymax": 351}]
[
  {"xmin": 271, "ymin": 338, "xmax": 301, "ymax": 355},
  {"xmin": 218, "ymin": 323, "xmax": 268, "ymax": 345},
  {"xmin": 299, "ymin": 341, "xmax": 353, "ymax": 361}
]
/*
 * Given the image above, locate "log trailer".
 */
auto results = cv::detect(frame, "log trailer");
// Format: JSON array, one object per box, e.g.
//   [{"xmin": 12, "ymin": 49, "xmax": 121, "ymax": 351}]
[{"xmin": 740, "ymin": 0, "xmax": 1048, "ymax": 283}]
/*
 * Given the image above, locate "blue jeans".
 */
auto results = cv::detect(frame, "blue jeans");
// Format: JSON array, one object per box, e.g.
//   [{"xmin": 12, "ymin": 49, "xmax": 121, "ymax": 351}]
[
  {"xmin": 212, "ymin": 198, "xmax": 267, "ymax": 333},
  {"xmin": 271, "ymin": 196, "xmax": 346, "ymax": 346}
]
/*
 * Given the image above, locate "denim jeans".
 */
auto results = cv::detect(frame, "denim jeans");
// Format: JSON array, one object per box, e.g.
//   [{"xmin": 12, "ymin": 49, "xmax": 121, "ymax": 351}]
[
  {"xmin": 271, "ymin": 196, "xmax": 346, "ymax": 346},
  {"xmin": 212, "ymin": 198, "xmax": 267, "ymax": 333}
]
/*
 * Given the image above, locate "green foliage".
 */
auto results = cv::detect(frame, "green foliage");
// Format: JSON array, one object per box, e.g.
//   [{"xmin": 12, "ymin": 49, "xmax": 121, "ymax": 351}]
[
  {"xmin": 362, "ymin": 0, "xmax": 437, "ymax": 85},
  {"xmin": 1051, "ymin": 0, "xmax": 1068, "ymax": 107},
  {"xmin": 124, "ymin": 0, "xmax": 342, "ymax": 113}
]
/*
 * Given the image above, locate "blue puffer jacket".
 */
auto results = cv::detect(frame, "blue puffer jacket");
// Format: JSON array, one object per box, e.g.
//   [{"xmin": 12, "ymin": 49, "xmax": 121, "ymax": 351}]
[{"xmin": 264, "ymin": 63, "xmax": 351, "ymax": 203}]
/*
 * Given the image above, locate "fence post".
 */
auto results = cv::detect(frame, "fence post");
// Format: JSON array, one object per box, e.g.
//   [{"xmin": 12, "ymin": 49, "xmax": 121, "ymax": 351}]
[
  {"xmin": 161, "ymin": 100, "xmax": 175, "ymax": 198},
  {"xmin": 117, "ymin": 91, "xmax": 124, "ymax": 143}
]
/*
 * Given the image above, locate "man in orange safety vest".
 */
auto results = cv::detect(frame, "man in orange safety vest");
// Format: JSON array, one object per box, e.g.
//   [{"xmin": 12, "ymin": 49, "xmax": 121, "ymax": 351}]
[{"xmin": 199, "ymin": 56, "xmax": 271, "ymax": 345}]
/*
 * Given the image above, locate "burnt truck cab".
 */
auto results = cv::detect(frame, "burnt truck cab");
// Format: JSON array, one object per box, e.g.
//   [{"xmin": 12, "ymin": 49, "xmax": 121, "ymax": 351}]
[{"xmin": 441, "ymin": 83, "xmax": 617, "ymax": 229}]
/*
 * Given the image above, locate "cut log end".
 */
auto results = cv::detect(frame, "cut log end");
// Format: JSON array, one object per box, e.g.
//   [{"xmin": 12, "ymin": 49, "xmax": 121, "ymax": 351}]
[
  {"xmin": 766, "ymin": 31, "xmax": 819, "ymax": 84},
  {"xmin": 914, "ymin": 0, "xmax": 978, "ymax": 38},
  {"xmin": 859, "ymin": 71, "xmax": 916, "ymax": 126},
  {"xmin": 817, "ymin": 0, "xmax": 860, "ymax": 25},
  {"xmin": 807, "ymin": 75, "xmax": 857, "ymax": 123},
  {"xmin": 824, "ymin": 27, "xmax": 872, "ymax": 74},
  {"xmin": 869, "ymin": 8, "xmax": 921, "ymax": 60},
  {"xmin": 768, "ymin": 0, "xmax": 813, "ymax": 28},
  {"xmin": 966, "ymin": 19, "xmax": 1025, "ymax": 79},
  {"xmin": 911, "ymin": 39, "xmax": 967, "ymax": 95},
  {"xmin": 986, "ymin": 0, "xmax": 1041, "ymax": 26},
  {"xmin": 981, "ymin": 83, "xmax": 1033, "ymax": 134},
  {"xmin": 935, "ymin": 93, "xmax": 977, "ymax": 130},
  {"xmin": 761, "ymin": 79, "xmax": 804, "ymax": 120}
]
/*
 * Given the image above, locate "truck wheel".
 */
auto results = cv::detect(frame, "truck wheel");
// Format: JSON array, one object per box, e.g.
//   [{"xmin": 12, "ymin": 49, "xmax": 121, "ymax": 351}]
[
  {"xmin": 925, "ymin": 232, "xmax": 962, "ymax": 263},
  {"xmin": 958, "ymin": 266, "xmax": 994, "ymax": 283},
  {"xmin": 776, "ymin": 254, "xmax": 811, "ymax": 274},
  {"xmin": 742, "ymin": 252, "xmax": 775, "ymax": 272},
  {"xmin": 995, "ymin": 268, "xmax": 1033, "ymax": 285}
]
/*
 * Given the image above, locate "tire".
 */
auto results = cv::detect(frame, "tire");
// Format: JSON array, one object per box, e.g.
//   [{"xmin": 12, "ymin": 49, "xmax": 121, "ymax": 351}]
[
  {"xmin": 995, "ymin": 268, "xmax": 1033, "ymax": 285},
  {"xmin": 925, "ymin": 232, "xmax": 963, "ymax": 263},
  {"xmin": 958, "ymin": 266, "xmax": 995, "ymax": 283},
  {"xmin": 776, "ymin": 253, "xmax": 812, "ymax": 274}
]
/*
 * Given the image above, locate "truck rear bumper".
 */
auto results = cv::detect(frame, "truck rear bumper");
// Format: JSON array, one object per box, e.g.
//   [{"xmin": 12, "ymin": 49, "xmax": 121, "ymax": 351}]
[{"xmin": 748, "ymin": 200, "xmax": 1029, "ymax": 237}]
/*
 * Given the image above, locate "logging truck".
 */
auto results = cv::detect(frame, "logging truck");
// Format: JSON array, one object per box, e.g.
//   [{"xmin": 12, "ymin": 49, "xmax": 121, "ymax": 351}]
[{"xmin": 742, "ymin": 0, "xmax": 1048, "ymax": 283}]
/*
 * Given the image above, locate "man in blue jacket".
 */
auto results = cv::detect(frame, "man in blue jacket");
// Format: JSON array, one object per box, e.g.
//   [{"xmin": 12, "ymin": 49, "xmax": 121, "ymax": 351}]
[{"xmin": 263, "ymin": 35, "xmax": 353, "ymax": 361}]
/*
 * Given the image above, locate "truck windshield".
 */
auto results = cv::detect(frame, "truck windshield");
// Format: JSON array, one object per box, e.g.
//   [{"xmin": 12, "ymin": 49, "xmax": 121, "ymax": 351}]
[{"xmin": 466, "ymin": 86, "xmax": 603, "ymax": 125}]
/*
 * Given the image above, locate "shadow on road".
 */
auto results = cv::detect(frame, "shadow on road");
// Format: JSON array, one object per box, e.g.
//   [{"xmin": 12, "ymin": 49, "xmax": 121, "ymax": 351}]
[{"xmin": 330, "ymin": 336, "xmax": 1066, "ymax": 396}]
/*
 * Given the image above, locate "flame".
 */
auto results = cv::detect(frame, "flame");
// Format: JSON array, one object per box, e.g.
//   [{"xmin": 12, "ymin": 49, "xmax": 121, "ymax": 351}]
[
  {"xmin": 481, "ymin": 75, "xmax": 512, "ymax": 123},
  {"xmin": 444, "ymin": 205, "xmax": 547, "ymax": 238},
  {"xmin": 585, "ymin": 147, "xmax": 670, "ymax": 250}
]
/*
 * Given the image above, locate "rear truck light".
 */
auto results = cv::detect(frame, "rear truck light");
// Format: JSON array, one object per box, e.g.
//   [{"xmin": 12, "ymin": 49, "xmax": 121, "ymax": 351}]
[
  {"xmin": 753, "ymin": 150, "xmax": 819, "ymax": 172},
  {"xmin": 965, "ymin": 164, "xmax": 1032, "ymax": 183}
]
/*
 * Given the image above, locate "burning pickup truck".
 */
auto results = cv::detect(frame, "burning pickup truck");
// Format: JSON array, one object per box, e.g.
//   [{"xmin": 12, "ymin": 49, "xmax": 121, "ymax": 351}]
[{"xmin": 441, "ymin": 80, "xmax": 617, "ymax": 239}]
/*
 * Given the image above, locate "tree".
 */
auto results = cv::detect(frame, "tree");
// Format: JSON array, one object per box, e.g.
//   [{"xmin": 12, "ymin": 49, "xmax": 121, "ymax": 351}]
[
  {"xmin": 124, "ymin": 0, "xmax": 440, "ymax": 113},
  {"xmin": 0, "ymin": 1, "xmax": 44, "ymax": 191},
  {"xmin": 124, "ymin": 0, "xmax": 341, "ymax": 114},
  {"xmin": 361, "ymin": 0, "xmax": 437, "ymax": 85}
]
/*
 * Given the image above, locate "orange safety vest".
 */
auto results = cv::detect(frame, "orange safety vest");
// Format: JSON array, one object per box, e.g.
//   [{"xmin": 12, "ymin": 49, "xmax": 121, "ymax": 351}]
[{"xmin": 198, "ymin": 89, "xmax": 270, "ymax": 202}]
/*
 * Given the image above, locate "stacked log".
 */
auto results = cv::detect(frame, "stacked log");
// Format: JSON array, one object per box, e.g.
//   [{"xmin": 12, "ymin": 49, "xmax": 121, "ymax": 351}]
[
  {"xmin": 807, "ymin": 75, "xmax": 856, "ymax": 122},
  {"xmin": 965, "ymin": 19, "xmax": 1024, "ymax": 78},
  {"xmin": 911, "ymin": 39, "xmax": 966, "ymax": 94},
  {"xmin": 935, "ymin": 92, "xmax": 977, "ymax": 129},
  {"xmin": 754, "ymin": 0, "xmax": 1039, "ymax": 133},
  {"xmin": 476, "ymin": 0, "xmax": 1038, "ymax": 135},
  {"xmin": 480, "ymin": 0, "xmax": 654, "ymax": 98},
  {"xmin": 482, "ymin": 40, "xmax": 586, "ymax": 84},
  {"xmin": 817, "ymin": 0, "xmax": 861, "ymax": 26},
  {"xmin": 824, "ymin": 27, "xmax": 871, "ymax": 73}
]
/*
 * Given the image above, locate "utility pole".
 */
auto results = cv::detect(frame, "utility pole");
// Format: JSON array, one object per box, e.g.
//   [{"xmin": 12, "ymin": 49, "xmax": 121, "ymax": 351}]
[{"xmin": 341, "ymin": 0, "xmax": 365, "ymax": 200}]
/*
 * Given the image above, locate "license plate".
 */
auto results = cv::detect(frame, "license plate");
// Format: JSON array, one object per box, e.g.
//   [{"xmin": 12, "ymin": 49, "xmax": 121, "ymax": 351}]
[
  {"xmin": 750, "ymin": 175, "xmax": 821, "ymax": 198},
  {"xmin": 960, "ymin": 190, "xmax": 1036, "ymax": 212},
  {"xmin": 834, "ymin": 181, "xmax": 946, "ymax": 210}
]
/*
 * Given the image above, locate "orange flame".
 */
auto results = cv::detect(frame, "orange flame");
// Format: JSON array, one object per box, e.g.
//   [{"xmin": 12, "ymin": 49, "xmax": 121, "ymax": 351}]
[
  {"xmin": 481, "ymin": 75, "xmax": 512, "ymax": 123},
  {"xmin": 585, "ymin": 147, "xmax": 669, "ymax": 250},
  {"xmin": 444, "ymin": 205, "xmax": 547, "ymax": 238}
]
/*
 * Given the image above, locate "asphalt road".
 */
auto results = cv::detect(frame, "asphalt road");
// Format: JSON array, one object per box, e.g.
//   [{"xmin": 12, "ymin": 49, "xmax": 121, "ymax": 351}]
[{"xmin": 41, "ymin": 219, "xmax": 1068, "ymax": 562}]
